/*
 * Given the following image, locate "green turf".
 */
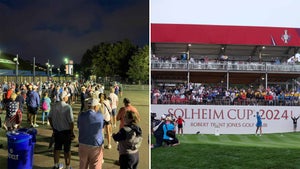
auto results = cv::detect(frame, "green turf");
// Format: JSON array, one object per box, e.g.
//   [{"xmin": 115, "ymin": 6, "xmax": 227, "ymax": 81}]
[{"xmin": 151, "ymin": 133, "xmax": 300, "ymax": 169}]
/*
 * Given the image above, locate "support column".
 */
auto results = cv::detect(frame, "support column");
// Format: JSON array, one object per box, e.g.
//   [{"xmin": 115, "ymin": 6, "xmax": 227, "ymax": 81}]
[{"xmin": 227, "ymin": 72, "xmax": 229, "ymax": 90}]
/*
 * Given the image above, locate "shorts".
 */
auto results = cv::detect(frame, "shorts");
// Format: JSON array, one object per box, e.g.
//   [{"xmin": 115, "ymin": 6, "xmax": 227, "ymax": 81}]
[
  {"xmin": 177, "ymin": 124, "xmax": 183, "ymax": 129},
  {"xmin": 54, "ymin": 130, "xmax": 72, "ymax": 153},
  {"xmin": 112, "ymin": 109, "xmax": 117, "ymax": 116},
  {"xmin": 104, "ymin": 120, "xmax": 111, "ymax": 126},
  {"xmin": 28, "ymin": 106, "xmax": 38, "ymax": 115}
]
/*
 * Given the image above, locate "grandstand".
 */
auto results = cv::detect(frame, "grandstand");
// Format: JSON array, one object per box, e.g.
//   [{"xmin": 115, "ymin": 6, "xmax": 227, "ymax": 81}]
[
  {"xmin": 151, "ymin": 24, "xmax": 300, "ymax": 134},
  {"xmin": 151, "ymin": 24, "xmax": 300, "ymax": 87}
]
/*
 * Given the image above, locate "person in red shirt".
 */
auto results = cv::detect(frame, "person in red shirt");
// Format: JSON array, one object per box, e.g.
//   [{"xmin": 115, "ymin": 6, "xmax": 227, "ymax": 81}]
[
  {"xmin": 117, "ymin": 98, "xmax": 140, "ymax": 129},
  {"xmin": 175, "ymin": 116, "xmax": 185, "ymax": 136}
]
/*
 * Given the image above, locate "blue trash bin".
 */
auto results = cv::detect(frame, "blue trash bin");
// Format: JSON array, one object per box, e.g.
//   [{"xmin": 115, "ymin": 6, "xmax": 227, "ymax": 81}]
[
  {"xmin": 18, "ymin": 128, "xmax": 37, "ymax": 143},
  {"xmin": 7, "ymin": 131, "xmax": 33, "ymax": 169},
  {"xmin": 17, "ymin": 128, "xmax": 38, "ymax": 168}
]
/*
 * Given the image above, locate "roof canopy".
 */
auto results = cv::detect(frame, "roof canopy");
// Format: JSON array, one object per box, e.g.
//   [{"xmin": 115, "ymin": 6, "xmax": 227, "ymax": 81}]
[
  {"xmin": 152, "ymin": 24, "xmax": 300, "ymax": 46},
  {"xmin": 151, "ymin": 24, "xmax": 300, "ymax": 61}
]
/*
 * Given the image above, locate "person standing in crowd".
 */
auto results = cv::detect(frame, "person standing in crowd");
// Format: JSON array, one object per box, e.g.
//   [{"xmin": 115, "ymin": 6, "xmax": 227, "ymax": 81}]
[
  {"xmin": 119, "ymin": 84, "xmax": 122, "ymax": 97},
  {"xmin": 113, "ymin": 110, "xmax": 142, "ymax": 169},
  {"xmin": 48, "ymin": 83, "xmax": 55, "ymax": 101},
  {"xmin": 109, "ymin": 87, "xmax": 119, "ymax": 128},
  {"xmin": 99, "ymin": 93, "xmax": 113, "ymax": 149},
  {"xmin": 48, "ymin": 91, "xmax": 75, "ymax": 169},
  {"xmin": 26, "ymin": 85, "xmax": 40, "ymax": 127},
  {"xmin": 151, "ymin": 114, "xmax": 166, "ymax": 148},
  {"xmin": 77, "ymin": 98, "xmax": 104, "ymax": 169},
  {"xmin": 114, "ymin": 83, "xmax": 119, "ymax": 96},
  {"xmin": 4, "ymin": 93, "xmax": 20, "ymax": 131},
  {"xmin": 163, "ymin": 116, "xmax": 179, "ymax": 146},
  {"xmin": 74, "ymin": 82, "xmax": 80, "ymax": 103},
  {"xmin": 117, "ymin": 98, "xmax": 140, "ymax": 129},
  {"xmin": 291, "ymin": 116, "xmax": 300, "ymax": 132},
  {"xmin": 15, "ymin": 89, "xmax": 25, "ymax": 116},
  {"xmin": 80, "ymin": 86, "xmax": 87, "ymax": 112},
  {"xmin": 41, "ymin": 91, "xmax": 51, "ymax": 125},
  {"xmin": 98, "ymin": 84, "xmax": 104, "ymax": 94},
  {"xmin": 175, "ymin": 115, "xmax": 185, "ymax": 136},
  {"xmin": 53, "ymin": 85, "xmax": 62, "ymax": 102},
  {"xmin": 255, "ymin": 112, "xmax": 263, "ymax": 136},
  {"xmin": 93, "ymin": 86, "xmax": 100, "ymax": 99}
]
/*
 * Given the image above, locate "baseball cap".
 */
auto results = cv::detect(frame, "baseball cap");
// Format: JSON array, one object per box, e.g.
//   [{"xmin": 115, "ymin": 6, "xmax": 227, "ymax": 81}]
[{"xmin": 166, "ymin": 116, "xmax": 172, "ymax": 121}]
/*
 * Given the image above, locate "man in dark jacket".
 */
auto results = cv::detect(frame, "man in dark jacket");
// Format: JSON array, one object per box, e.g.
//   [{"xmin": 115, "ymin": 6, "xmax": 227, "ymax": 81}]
[{"xmin": 151, "ymin": 114, "xmax": 166, "ymax": 148}]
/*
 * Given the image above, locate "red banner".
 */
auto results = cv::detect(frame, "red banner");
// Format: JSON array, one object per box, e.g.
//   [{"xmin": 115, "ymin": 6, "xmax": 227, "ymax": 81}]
[{"xmin": 151, "ymin": 23, "xmax": 300, "ymax": 46}]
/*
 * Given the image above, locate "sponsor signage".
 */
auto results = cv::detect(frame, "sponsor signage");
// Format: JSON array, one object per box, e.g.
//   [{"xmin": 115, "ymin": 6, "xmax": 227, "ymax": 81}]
[{"xmin": 151, "ymin": 105, "xmax": 299, "ymax": 134}]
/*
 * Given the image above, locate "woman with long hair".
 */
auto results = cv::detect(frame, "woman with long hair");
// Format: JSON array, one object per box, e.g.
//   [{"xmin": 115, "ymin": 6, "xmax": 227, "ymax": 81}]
[{"xmin": 99, "ymin": 93, "xmax": 112, "ymax": 149}]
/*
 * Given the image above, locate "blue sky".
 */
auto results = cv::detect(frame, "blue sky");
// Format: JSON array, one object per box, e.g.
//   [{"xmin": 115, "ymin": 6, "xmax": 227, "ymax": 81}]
[
  {"xmin": 0, "ymin": 0, "xmax": 148, "ymax": 66},
  {"xmin": 151, "ymin": 0, "xmax": 300, "ymax": 28}
]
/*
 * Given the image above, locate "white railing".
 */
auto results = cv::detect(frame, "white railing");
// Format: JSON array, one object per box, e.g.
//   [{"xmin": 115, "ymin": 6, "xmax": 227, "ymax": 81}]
[{"xmin": 151, "ymin": 60, "xmax": 300, "ymax": 72}]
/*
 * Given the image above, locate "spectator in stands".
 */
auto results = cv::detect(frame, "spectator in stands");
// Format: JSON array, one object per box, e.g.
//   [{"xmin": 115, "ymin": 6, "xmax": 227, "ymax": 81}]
[{"xmin": 151, "ymin": 83, "xmax": 300, "ymax": 106}]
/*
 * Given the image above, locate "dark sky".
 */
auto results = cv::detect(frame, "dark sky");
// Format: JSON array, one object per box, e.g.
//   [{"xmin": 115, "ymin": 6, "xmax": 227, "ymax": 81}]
[{"xmin": 0, "ymin": 0, "xmax": 149, "ymax": 67}]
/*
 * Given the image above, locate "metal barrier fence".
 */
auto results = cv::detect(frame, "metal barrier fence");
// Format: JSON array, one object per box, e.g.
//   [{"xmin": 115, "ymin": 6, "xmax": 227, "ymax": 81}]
[{"xmin": 0, "ymin": 76, "xmax": 73, "ymax": 83}]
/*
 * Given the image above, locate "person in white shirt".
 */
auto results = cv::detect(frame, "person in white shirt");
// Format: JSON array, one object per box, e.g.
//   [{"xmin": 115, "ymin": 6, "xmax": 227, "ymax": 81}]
[
  {"xmin": 100, "ymin": 93, "xmax": 113, "ymax": 149},
  {"xmin": 109, "ymin": 87, "xmax": 119, "ymax": 128}
]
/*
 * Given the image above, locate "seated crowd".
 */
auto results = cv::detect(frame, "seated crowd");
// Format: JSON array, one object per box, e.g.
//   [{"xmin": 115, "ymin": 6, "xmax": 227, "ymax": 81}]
[{"xmin": 151, "ymin": 84, "xmax": 300, "ymax": 106}]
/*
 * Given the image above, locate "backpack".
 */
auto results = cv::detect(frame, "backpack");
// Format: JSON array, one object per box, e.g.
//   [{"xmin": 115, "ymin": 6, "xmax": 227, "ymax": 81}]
[
  {"xmin": 41, "ymin": 100, "xmax": 48, "ymax": 110},
  {"xmin": 123, "ymin": 126, "xmax": 143, "ymax": 150}
]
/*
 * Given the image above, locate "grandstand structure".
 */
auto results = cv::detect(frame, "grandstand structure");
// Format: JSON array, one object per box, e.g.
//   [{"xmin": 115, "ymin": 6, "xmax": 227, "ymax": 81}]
[
  {"xmin": 152, "ymin": 24, "xmax": 300, "ymax": 103},
  {"xmin": 151, "ymin": 24, "xmax": 300, "ymax": 88},
  {"xmin": 151, "ymin": 23, "xmax": 300, "ymax": 134}
]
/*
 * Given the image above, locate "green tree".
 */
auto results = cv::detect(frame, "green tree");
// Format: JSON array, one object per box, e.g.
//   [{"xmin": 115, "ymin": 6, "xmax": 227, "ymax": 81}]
[
  {"xmin": 127, "ymin": 45, "xmax": 149, "ymax": 84},
  {"xmin": 80, "ymin": 49, "xmax": 95, "ymax": 80},
  {"xmin": 80, "ymin": 39, "xmax": 138, "ymax": 81}
]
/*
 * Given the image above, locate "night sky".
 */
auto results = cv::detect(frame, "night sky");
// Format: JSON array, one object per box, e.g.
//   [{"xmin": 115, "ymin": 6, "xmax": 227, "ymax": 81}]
[{"xmin": 0, "ymin": 0, "xmax": 149, "ymax": 67}]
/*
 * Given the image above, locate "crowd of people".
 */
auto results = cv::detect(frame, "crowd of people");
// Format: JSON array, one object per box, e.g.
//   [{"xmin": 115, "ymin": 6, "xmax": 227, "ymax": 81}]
[
  {"xmin": 0, "ymin": 80, "xmax": 142, "ymax": 169},
  {"xmin": 151, "ymin": 83, "xmax": 300, "ymax": 106}
]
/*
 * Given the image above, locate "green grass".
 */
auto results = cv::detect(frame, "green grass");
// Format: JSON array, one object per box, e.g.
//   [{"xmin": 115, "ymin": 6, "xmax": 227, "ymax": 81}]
[{"xmin": 151, "ymin": 133, "xmax": 300, "ymax": 169}]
